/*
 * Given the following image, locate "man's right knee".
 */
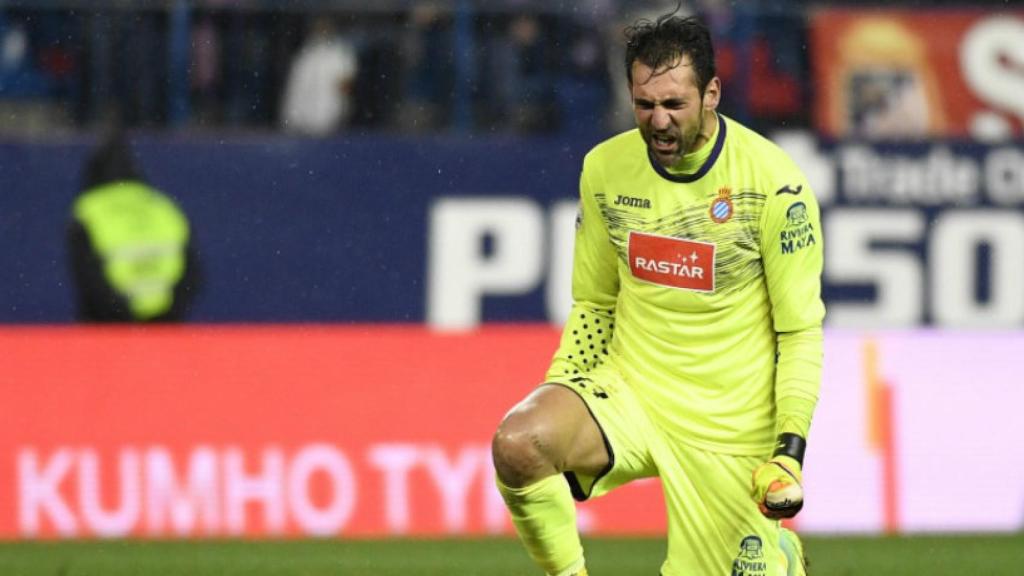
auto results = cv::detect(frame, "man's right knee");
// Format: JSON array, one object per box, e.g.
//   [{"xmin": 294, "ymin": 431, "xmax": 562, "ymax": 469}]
[
  {"xmin": 492, "ymin": 412, "xmax": 557, "ymax": 489},
  {"xmin": 492, "ymin": 384, "xmax": 608, "ymax": 488}
]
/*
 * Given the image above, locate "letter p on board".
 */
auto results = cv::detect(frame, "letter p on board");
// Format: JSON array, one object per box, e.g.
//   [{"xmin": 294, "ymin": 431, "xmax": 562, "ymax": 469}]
[{"xmin": 427, "ymin": 198, "xmax": 544, "ymax": 330}]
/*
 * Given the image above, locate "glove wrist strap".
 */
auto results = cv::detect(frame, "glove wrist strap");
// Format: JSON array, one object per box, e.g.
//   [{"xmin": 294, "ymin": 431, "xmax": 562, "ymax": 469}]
[{"xmin": 772, "ymin": 433, "xmax": 806, "ymax": 466}]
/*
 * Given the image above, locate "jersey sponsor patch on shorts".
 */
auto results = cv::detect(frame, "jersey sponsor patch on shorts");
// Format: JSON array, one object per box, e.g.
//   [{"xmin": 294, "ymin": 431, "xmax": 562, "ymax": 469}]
[
  {"xmin": 627, "ymin": 231, "xmax": 715, "ymax": 292},
  {"xmin": 730, "ymin": 535, "xmax": 768, "ymax": 576}
]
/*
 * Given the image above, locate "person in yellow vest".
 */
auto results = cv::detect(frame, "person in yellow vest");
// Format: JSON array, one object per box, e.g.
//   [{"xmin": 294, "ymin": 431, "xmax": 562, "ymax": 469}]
[{"xmin": 68, "ymin": 133, "xmax": 200, "ymax": 322}]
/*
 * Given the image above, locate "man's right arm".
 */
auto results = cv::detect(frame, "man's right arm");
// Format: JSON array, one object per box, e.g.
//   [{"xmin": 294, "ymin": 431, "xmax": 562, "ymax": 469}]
[{"xmin": 546, "ymin": 154, "xmax": 620, "ymax": 379}]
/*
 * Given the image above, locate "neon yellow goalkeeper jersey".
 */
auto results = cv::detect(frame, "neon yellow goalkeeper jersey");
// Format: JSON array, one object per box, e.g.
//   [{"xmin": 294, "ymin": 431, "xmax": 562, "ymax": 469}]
[{"xmin": 547, "ymin": 114, "xmax": 824, "ymax": 455}]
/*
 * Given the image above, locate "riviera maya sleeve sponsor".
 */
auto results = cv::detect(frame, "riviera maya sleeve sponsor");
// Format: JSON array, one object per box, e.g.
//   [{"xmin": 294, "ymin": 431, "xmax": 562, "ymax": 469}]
[{"xmin": 780, "ymin": 202, "xmax": 816, "ymax": 254}]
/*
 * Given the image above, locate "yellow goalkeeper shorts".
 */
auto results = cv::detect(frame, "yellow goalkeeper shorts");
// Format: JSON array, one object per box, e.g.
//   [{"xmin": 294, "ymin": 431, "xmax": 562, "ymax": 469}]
[{"xmin": 547, "ymin": 365, "xmax": 787, "ymax": 576}]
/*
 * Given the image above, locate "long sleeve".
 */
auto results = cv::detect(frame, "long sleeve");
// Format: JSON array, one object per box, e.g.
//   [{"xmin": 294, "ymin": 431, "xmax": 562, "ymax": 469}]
[
  {"xmin": 546, "ymin": 154, "xmax": 620, "ymax": 380},
  {"xmin": 759, "ymin": 165, "xmax": 825, "ymax": 439}
]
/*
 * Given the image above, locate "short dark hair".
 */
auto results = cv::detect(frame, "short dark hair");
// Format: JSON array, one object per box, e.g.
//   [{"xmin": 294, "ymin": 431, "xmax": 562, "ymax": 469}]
[
  {"xmin": 81, "ymin": 132, "xmax": 142, "ymax": 191},
  {"xmin": 624, "ymin": 13, "xmax": 716, "ymax": 94}
]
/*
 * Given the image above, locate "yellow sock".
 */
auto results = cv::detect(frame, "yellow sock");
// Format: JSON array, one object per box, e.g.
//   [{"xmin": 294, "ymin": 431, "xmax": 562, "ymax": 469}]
[{"xmin": 497, "ymin": 474, "xmax": 585, "ymax": 576}]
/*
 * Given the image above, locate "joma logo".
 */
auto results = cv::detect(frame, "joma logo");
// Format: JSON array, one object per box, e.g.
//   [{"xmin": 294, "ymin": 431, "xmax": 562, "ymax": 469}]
[{"xmin": 613, "ymin": 195, "xmax": 651, "ymax": 209}]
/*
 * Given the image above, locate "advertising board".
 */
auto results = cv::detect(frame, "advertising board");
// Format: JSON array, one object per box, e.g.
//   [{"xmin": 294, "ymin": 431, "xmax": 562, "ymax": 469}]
[
  {"xmin": 811, "ymin": 9, "xmax": 1024, "ymax": 140},
  {"xmin": 3, "ymin": 327, "xmax": 1021, "ymax": 538}
]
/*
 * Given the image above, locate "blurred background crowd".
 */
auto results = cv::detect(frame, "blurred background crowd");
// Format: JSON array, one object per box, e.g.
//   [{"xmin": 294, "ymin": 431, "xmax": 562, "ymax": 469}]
[{"xmin": 0, "ymin": 0, "xmax": 1010, "ymax": 140}]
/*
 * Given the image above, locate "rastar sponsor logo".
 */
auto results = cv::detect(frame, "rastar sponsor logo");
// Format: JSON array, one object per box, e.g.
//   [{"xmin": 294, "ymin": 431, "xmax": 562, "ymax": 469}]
[{"xmin": 628, "ymin": 231, "xmax": 715, "ymax": 292}]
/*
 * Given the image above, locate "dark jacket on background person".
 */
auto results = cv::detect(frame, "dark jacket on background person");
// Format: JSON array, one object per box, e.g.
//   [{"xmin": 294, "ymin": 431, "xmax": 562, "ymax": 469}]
[{"xmin": 68, "ymin": 135, "xmax": 200, "ymax": 322}]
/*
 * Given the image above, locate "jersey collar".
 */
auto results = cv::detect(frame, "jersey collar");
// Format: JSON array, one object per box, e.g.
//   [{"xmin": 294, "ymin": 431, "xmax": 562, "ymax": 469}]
[{"xmin": 647, "ymin": 113, "xmax": 727, "ymax": 183}]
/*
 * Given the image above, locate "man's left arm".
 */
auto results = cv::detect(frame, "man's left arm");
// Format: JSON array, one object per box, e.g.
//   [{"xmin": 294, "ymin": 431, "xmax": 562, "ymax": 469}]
[{"xmin": 752, "ymin": 162, "xmax": 825, "ymax": 519}]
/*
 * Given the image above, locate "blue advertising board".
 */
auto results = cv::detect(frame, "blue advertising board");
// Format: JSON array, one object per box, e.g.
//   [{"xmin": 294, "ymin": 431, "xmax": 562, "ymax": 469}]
[{"xmin": 1, "ymin": 132, "xmax": 1022, "ymax": 327}]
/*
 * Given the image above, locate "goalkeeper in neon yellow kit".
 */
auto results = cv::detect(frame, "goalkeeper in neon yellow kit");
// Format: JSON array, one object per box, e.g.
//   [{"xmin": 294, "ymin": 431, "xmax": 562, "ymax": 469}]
[{"xmin": 492, "ymin": 11, "xmax": 822, "ymax": 576}]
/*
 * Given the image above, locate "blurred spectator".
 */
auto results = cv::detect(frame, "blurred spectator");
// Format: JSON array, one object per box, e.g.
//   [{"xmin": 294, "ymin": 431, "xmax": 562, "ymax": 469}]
[
  {"xmin": 554, "ymin": 2, "xmax": 616, "ymax": 137},
  {"xmin": 0, "ymin": 21, "xmax": 50, "ymax": 97},
  {"xmin": 189, "ymin": 13, "xmax": 222, "ymax": 127},
  {"xmin": 0, "ymin": 11, "xmax": 77, "ymax": 135},
  {"xmin": 224, "ymin": 10, "xmax": 285, "ymax": 127},
  {"xmin": 279, "ymin": 15, "xmax": 359, "ymax": 136},
  {"xmin": 67, "ymin": 128, "xmax": 200, "ymax": 322},
  {"xmin": 347, "ymin": 17, "xmax": 404, "ymax": 130},
  {"xmin": 399, "ymin": 2, "xmax": 455, "ymax": 132},
  {"xmin": 83, "ymin": 9, "xmax": 167, "ymax": 127},
  {"xmin": 704, "ymin": 0, "xmax": 807, "ymax": 131},
  {"xmin": 479, "ymin": 13, "xmax": 558, "ymax": 133}
]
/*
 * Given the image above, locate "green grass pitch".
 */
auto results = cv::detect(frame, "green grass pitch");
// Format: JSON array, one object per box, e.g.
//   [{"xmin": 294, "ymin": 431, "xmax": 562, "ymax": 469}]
[{"xmin": 0, "ymin": 534, "xmax": 1021, "ymax": 575}]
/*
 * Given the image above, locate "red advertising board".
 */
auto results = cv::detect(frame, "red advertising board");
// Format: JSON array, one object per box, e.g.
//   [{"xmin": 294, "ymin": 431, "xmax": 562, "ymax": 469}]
[
  {"xmin": 0, "ymin": 326, "xmax": 666, "ymax": 539},
  {"xmin": 6, "ymin": 326, "xmax": 1023, "ymax": 539},
  {"xmin": 811, "ymin": 9, "xmax": 1024, "ymax": 139}
]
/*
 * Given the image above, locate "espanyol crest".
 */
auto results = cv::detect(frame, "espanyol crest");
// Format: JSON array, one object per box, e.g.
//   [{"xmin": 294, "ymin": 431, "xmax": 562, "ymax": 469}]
[{"xmin": 710, "ymin": 187, "xmax": 733, "ymax": 223}]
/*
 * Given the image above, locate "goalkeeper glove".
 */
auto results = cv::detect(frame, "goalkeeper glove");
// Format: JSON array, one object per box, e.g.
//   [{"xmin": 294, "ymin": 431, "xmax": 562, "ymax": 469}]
[{"xmin": 752, "ymin": 434, "xmax": 805, "ymax": 520}]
